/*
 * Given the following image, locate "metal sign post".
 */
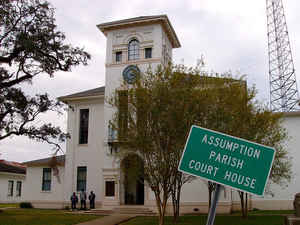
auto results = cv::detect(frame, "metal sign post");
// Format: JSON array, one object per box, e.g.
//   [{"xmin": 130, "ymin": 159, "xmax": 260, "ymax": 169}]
[{"xmin": 206, "ymin": 184, "xmax": 221, "ymax": 225}]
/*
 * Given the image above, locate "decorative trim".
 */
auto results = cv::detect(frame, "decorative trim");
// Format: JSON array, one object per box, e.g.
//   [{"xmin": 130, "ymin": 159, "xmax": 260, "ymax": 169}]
[
  {"xmin": 123, "ymin": 33, "xmax": 144, "ymax": 45},
  {"xmin": 106, "ymin": 58, "xmax": 161, "ymax": 68}
]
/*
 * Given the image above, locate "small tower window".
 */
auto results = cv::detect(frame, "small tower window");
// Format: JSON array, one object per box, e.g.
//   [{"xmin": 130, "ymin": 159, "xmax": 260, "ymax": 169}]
[
  {"xmin": 116, "ymin": 51, "xmax": 122, "ymax": 62},
  {"xmin": 128, "ymin": 39, "xmax": 139, "ymax": 61},
  {"xmin": 145, "ymin": 48, "xmax": 152, "ymax": 59}
]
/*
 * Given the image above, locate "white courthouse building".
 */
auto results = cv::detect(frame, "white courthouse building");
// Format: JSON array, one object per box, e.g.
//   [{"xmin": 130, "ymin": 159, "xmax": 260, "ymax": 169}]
[{"xmin": 2, "ymin": 15, "xmax": 300, "ymax": 213}]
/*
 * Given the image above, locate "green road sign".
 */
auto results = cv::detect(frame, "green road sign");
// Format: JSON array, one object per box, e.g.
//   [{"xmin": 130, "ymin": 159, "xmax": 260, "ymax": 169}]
[{"xmin": 178, "ymin": 125, "xmax": 275, "ymax": 196}]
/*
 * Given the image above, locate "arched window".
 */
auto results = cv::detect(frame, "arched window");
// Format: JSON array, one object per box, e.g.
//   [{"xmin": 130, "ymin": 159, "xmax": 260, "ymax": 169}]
[{"xmin": 128, "ymin": 39, "xmax": 139, "ymax": 60}]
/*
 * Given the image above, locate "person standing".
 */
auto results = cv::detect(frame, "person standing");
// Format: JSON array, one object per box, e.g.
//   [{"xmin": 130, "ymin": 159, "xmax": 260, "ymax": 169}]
[
  {"xmin": 70, "ymin": 192, "xmax": 78, "ymax": 210},
  {"xmin": 80, "ymin": 189, "xmax": 87, "ymax": 210},
  {"xmin": 88, "ymin": 191, "xmax": 96, "ymax": 209}
]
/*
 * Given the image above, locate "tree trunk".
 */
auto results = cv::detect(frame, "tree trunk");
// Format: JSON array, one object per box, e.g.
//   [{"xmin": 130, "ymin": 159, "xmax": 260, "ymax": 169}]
[
  {"xmin": 159, "ymin": 195, "xmax": 168, "ymax": 225},
  {"xmin": 171, "ymin": 179, "xmax": 177, "ymax": 223},
  {"xmin": 172, "ymin": 195, "xmax": 176, "ymax": 222},
  {"xmin": 239, "ymin": 191, "xmax": 246, "ymax": 218},
  {"xmin": 154, "ymin": 189, "xmax": 169, "ymax": 225},
  {"xmin": 238, "ymin": 191, "xmax": 249, "ymax": 219},
  {"xmin": 154, "ymin": 192, "xmax": 163, "ymax": 225},
  {"xmin": 174, "ymin": 184, "xmax": 181, "ymax": 223},
  {"xmin": 171, "ymin": 173, "xmax": 183, "ymax": 224}
]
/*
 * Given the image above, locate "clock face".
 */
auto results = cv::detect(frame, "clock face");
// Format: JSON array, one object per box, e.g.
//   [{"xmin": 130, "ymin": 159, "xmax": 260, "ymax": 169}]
[{"xmin": 122, "ymin": 65, "xmax": 140, "ymax": 84}]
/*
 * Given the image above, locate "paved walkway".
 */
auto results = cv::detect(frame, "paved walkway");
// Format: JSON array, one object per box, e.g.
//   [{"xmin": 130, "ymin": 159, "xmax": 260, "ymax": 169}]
[
  {"xmin": 0, "ymin": 207, "xmax": 17, "ymax": 210},
  {"xmin": 76, "ymin": 214, "xmax": 136, "ymax": 225}
]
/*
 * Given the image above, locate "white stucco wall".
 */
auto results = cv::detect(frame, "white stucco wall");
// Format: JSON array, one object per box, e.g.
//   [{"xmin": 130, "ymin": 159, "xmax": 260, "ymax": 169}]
[
  {"xmin": 252, "ymin": 114, "xmax": 300, "ymax": 210},
  {"xmin": 63, "ymin": 98, "xmax": 104, "ymax": 208},
  {"xmin": 22, "ymin": 166, "xmax": 64, "ymax": 208},
  {"xmin": 0, "ymin": 172, "xmax": 25, "ymax": 203}
]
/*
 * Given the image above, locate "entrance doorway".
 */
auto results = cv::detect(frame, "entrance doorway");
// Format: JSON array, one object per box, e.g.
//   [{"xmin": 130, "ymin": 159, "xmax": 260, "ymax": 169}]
[{"xmin": 121, "ymin": 154, "xmax": 144, "ymax": 205}]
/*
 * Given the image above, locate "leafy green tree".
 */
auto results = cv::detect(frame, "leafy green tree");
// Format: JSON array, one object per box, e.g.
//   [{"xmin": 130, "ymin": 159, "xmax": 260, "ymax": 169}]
[
  {"xmin": 109, "ymin": 65, "xmax": 207, "ymax": 225},
  {"xmin": 108, "ymin": 64, "xmax": 291, "ymax": 224},
  {"xmin": 235, "ymin": 107, "xmax": 291, "ymax": 218},
  {"xmin": 0, "ymin": 0, "xmax": 90, "ymax": 151},
  {"xmin": 194, "ymin": 73, "xmax": 291, "ymax": 218}
]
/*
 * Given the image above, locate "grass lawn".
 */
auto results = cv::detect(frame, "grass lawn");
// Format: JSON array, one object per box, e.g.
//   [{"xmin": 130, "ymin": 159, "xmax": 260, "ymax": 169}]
[
  {"xmin": 0, "ymin": 203, "xmax": 19, "ymax": 208},
  {"xmin": 122, "ymin": 213, "xmax": 289, "ymax": 225},
  {"xmin": 0, "ymin": 208, "xmax": 102, "ymax": 225},
  {"xmin": 245, "ymin": 210, "xmax": 294, "ymax": 215}
]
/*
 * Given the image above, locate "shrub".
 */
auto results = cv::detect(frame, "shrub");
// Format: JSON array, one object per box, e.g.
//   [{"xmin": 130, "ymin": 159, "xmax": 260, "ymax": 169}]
[{"xmin": 19, "ymin": 202, "xmax": 33, "ymax": 208}]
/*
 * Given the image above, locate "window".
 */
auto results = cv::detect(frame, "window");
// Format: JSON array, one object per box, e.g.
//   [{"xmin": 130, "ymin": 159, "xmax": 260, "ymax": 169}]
[
  {"xmin": 79, "ymin": 109, "xmax": 89, "ymax": 144},
  {"xmin": 105, "ymin": 181, "xmax": 115, "ymax": 197},
  {"xmin": 116, "ymin": 51, "xmax": 122, "ymax": 62},
  {"xmin": 136, "ymin": 88, "xmax": 147, "ymax": 134},
  {"xmin": 16, "ymin": 181, "xmax": 22, "ymax": 197},
  {"xmin": 162, "ymin": 44, "xmax": 171, "ymax": 65},
  {"xmin": 8, "ymin": 180, "xmax": 13, "ymax": 196},
  {"xmin": 77, "ymin": 166, "xmax": 87, "ymax": 191},
  {"xmin": 42, "ymin": 168, "xmax": 51, "ymax": 191},
  {"xmin": 128, "ymin": 39, "xmax": 139, "ymax": 60},
  {"xmin": 118, "ymin": 90, "xmax": 128, "ymax": 140},
  {"xmin": 145, "ymin": 48, "xmax": 152, "ymax": 59}
]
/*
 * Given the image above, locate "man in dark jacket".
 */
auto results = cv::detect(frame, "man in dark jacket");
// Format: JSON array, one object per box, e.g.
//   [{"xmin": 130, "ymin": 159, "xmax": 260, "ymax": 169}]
[
  {"xmin": 70, "ymin": 192, "xmax": 78, "ymax": 210},
  {"xmin": 88, "ymin": 191, "xmax": 96, "ymax": 209},
  {"xmin": 80, "ymin": 189, "xmax": 87, "ymax": 210}
]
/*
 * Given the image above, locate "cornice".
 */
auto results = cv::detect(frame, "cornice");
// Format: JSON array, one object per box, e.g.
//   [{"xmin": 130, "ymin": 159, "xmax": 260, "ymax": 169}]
[
  {"xmin": 97, "ymin": 15, "xmax": 181, "ymax": 48},
  {"xmin": 106, "ymin": 58, "xmax": 161, "ymax": 68}
]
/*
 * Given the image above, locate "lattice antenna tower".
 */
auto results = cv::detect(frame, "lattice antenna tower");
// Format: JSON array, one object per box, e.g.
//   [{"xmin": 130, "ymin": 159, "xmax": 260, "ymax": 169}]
[{"xmin": 266, "ymin": 0, "xmax": 299, "ymax": 112}]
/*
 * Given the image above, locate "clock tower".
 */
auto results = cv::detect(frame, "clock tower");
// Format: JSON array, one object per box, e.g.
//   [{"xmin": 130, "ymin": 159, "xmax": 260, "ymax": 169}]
[
  {"xmin": 97, "ymin": 15, "xmax": 180, "ymax": 144},
  {"xmin": 97, "ymin": 15, "xmax": 180, "ymax": 206}
]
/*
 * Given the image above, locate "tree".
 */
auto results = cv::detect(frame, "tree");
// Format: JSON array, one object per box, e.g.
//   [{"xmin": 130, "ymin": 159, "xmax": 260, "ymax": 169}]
[
  {"xmin": 109, "ymin": 65, "xmax": 208, "ymax": 225},
  {"xmin": 108, "ymin": 64, "xmax": 291, "ymax": 224},
  {"xmin": 196, "ymin": 73, "xmax": 291, "ymax": 218},
  {"xmin": 235, "ymin": 106, "xmax": 291, "ymax": 218},
  {"xmin": 0, "ymin": 0, "xmax": 90, "ymax": 151}
]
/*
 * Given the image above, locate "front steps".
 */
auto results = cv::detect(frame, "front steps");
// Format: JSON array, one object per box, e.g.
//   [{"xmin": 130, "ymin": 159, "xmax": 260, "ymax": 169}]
[
  {"xmin": 83, "ymin": 205, "xmax": 155, "ymax": 215},
  {"xmin": 83, "ymin": 209, "xmax": 114, "ymax": 215},
  {"xmin": 113, "ymin": 205, "xmax": 155, "ymax": 215}
]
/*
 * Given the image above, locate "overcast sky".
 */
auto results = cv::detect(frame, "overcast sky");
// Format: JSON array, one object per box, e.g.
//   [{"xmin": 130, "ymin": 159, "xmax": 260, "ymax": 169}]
[{"xmin": 1, "ymin": 0, "xmax": 300, "ymax": 162}]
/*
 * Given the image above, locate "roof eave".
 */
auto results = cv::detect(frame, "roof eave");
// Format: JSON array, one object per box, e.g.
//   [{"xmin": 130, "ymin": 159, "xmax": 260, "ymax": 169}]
[
  {"xmin": 24, "ymin": 162, "xmax": 65, "ymax": 167},
  {"xmin": 97, "ymin": 16, "xmax": 181, "ymax": 48},
  {"xmin": 283, "ymin": 111, "xmax": 300, "ymax": 117},
  {"xmin": 58, "ymin": 94, "xmax": 105, "ymax": 104},
  {"xmin": 0, "ymin": 171, "xmax": 26, "ymax": 176}
]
